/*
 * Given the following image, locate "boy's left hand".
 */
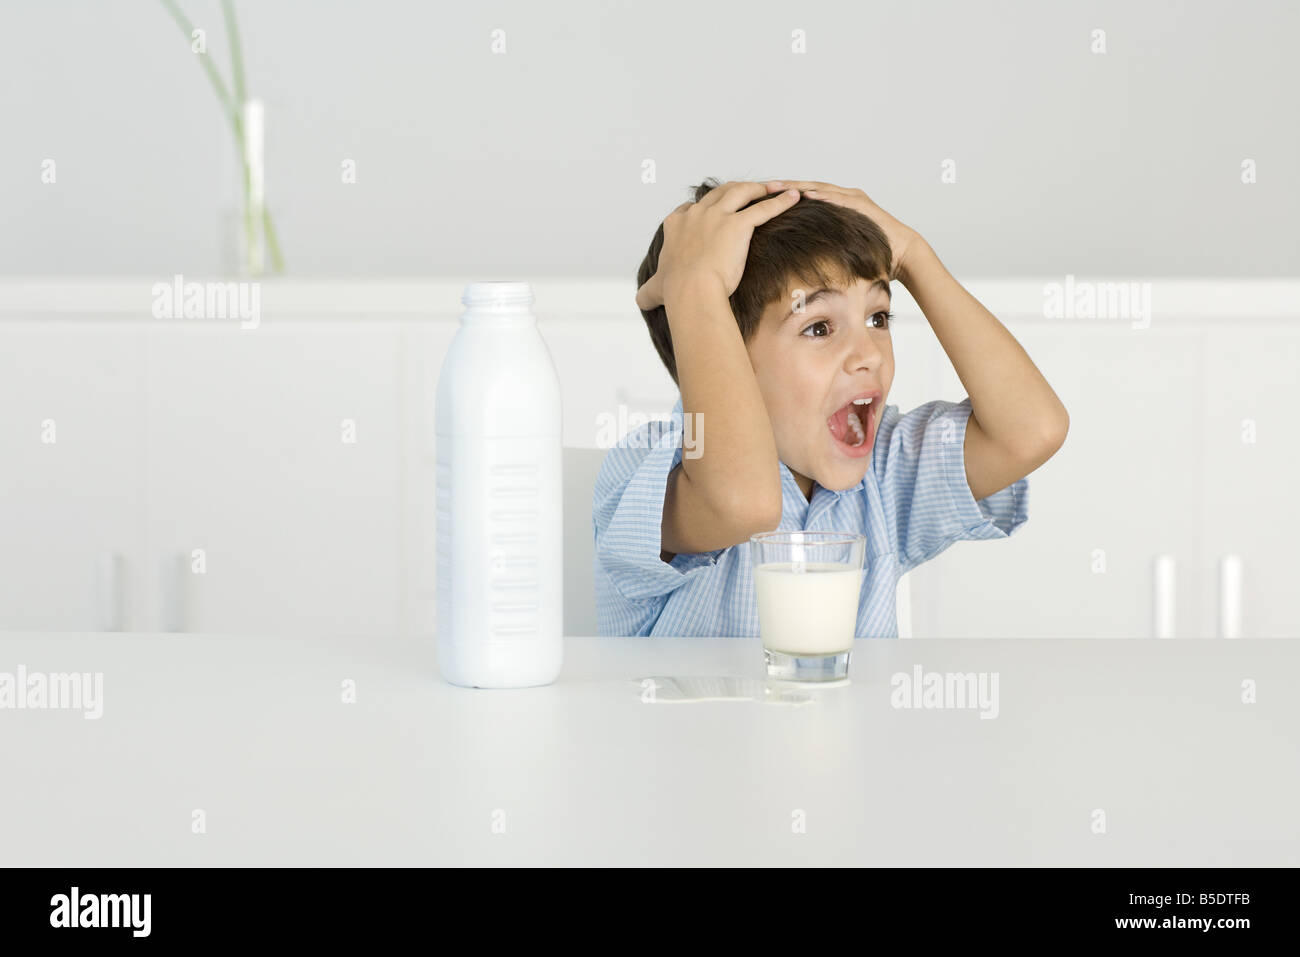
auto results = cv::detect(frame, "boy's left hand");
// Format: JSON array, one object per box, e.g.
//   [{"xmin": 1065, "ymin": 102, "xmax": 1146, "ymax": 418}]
[{"xmin": 772, "ymin": 179, "xmax": 924, "ymax": 282}]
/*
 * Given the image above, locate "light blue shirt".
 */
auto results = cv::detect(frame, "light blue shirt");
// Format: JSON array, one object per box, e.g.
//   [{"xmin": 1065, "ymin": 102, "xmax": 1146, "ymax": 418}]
[{"xmin": 593, "ymin": 394, "xmax": 1029, "ymax": 637}]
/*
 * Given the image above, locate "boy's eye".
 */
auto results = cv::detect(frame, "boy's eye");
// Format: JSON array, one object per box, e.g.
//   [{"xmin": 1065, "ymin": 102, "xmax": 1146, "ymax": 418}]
[{"xmin": 799, "ymin": 312, "xmax": 894, "ymax": 338}]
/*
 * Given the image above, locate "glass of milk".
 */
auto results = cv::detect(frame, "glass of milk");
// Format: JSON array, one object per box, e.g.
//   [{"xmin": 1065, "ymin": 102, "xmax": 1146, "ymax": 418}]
[{"xmin": 749, "ymin": 531, "xmax": 867, "ymax": 682}]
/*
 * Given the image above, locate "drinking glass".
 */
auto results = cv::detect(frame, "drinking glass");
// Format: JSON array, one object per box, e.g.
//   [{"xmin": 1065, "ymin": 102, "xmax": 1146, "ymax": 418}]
[{"xmin": 749, "ymin": 531, "xmax": 867, "ymax": 681}]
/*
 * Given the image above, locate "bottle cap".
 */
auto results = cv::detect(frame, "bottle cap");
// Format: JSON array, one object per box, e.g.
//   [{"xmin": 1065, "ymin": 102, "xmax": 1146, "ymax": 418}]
[{"xmin": 461, "ymin": 281, "xmax": 534, "ymax": 309}]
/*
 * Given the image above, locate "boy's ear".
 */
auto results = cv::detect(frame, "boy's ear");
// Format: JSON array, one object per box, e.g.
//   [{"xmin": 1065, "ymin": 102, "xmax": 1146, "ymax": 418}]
[{"xmin": 635, "ymin": 272, "xmax": 664, "ymax": 311}]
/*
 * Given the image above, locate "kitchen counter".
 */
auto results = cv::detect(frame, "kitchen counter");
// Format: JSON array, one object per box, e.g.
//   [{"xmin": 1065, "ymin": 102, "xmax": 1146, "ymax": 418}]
[{"xmin": 1, "ymin": 634, "xmax": 1296, "ymax": 866}]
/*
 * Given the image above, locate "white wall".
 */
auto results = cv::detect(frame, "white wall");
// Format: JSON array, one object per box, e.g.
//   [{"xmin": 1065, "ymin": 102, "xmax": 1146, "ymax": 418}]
[{"xmin": 1, "ymin": 0, "xmax": 1296, "ymax": 278}]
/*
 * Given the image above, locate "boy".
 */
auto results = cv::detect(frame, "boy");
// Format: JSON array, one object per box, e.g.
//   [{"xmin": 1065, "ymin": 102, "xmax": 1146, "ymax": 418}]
[{"xmin": 594, "ymin": 178, "xmax": 1069, "ymax": 637}]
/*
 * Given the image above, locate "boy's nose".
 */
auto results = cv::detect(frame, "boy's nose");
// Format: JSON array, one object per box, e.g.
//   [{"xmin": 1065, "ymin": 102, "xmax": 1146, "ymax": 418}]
[{"xmin": 845, "ymin": 320, "xmax": 885, "ymax": 364}]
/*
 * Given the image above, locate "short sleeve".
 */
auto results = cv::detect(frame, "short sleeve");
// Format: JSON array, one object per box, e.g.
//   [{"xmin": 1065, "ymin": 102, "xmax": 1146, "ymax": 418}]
[
  {"xmin": 592, "ymin": 409, "xmax": 725, "ymax": 631},
  {"xmin": 875, "ymin": 396, "xmax": 1029, "ymax": 575}
]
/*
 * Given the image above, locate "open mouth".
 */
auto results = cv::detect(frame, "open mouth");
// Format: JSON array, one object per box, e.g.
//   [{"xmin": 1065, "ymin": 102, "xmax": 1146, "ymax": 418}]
[{"xmin": 827, "ymin": 396, "xmax": 878, "ymax": 457}]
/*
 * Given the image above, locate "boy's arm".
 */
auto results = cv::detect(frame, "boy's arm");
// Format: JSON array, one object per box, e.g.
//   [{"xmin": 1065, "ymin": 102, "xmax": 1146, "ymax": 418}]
[
  {"xmin": 660, "ymin": 276, "xmax": 783, "ymax": 558},
  {"xmin": 898, "ymin": 241, "xmax": 1069, "ymax": 501},
  {"xmin": 637, "ymin": 180, "xmax": 797, "ymax": 559}
]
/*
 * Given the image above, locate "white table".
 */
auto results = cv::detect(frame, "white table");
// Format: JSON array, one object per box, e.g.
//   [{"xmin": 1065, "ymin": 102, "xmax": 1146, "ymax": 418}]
[{"xmin": 1, "ymin": 634, "xmax": 1295, "ymax": 866}]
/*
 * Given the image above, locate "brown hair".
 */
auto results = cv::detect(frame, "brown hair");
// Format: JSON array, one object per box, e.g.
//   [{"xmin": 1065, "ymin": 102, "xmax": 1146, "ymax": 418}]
[{"xmin": 636, "ymin": 177, "xmax": 893, "ymax": 386}]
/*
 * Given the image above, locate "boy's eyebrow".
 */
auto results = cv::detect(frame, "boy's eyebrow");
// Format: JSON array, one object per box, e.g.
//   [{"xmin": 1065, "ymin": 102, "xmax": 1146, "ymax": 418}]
[{"xmin": 780, "ymin": 279, "xmax": 891, "ymax": 324}]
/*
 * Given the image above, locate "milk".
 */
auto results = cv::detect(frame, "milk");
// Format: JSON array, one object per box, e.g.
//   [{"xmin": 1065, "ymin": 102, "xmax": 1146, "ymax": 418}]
[{"xmin": 753, "ymin": 561, "xmax": 863, "ymax": 654}]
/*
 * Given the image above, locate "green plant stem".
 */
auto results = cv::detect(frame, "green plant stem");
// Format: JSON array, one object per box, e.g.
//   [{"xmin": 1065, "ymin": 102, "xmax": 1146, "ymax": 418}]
[
  {"xmin": 262, "ymin": 208, "xmax": 284, "ymax": 272},
  {"xmin": 220, "ymin": 0, "xmax": 246, "ymax": 109},
  {"xmin": 159, "ymin": 0, "xmax": 284, "ymax": 273}
]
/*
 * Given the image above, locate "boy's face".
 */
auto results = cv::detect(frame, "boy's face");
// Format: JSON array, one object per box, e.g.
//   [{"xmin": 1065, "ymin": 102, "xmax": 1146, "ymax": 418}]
[{"xmin": 746, "ymin": 274, "xmax": 895, "ymax": 502}]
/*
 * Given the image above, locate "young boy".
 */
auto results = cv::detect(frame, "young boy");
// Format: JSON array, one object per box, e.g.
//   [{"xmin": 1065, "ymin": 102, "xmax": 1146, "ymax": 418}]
[{"xmin": 594, "ymin": 178, "xmax": 1069, "ymax": 637}]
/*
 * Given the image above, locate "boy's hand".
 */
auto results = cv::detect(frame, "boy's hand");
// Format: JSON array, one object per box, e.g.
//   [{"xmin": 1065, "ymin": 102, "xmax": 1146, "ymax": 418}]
[
  {"xmin": 635, "ymin": 180, "xmax": 799, "ymax": 311},
  {"xmin": 773, "ymin": 179, "xmax": 923, "ymax": 282}
]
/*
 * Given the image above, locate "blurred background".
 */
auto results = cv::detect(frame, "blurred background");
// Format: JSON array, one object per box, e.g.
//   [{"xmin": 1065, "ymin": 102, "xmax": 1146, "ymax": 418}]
[
  {"xmin": 0, "ymin": 0, "xmax": 1296, "ymax": 640},
  {"xmin": 2, "ymin": 0, "xmax": 1296, "ymax": 276}
]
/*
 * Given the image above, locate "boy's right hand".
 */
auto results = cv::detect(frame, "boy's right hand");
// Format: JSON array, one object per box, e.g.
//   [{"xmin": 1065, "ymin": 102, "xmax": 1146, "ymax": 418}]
[{"xmin": 635, "ymin": 180, "xmax": 800, "ymax": 311}]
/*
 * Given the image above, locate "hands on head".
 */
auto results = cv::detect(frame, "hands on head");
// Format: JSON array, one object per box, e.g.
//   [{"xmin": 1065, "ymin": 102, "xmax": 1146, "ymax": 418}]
[
  {"xmin": 634, "ymin": 180, "xmax": 797, "ymax": 312},
  {"xmin": 635, "ymin": 179, "xmax": 922, "ymax": 312}
]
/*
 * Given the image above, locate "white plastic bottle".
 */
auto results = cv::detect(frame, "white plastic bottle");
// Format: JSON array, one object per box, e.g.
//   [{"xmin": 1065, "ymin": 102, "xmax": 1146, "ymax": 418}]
[{"xmin": 435, "ymin": 281, "xmax": 564, "ymax": 688}]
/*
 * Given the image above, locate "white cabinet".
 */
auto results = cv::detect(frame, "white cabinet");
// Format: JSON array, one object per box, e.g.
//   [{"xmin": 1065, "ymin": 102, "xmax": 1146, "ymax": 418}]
[
  {"xmin": 910, "ymin": 317, "xmax": 1292, "ymax": 638},
  {"xmin": 1, "ymin": 281, "xmax": 1296, "ymax": 638},
  {"xmin": 1199, "ymin": 324, "xmax": 1300, "ymax": 638},
  {"xmin": 0, "ymin": 317, "xmax": 405, "ymax": 635},
  {"xmin": 0, "ymin": 322, "xmax": 148, "ymax": 631},
  {"xmin": 143, "ymin": 321, "xmax": 403, "ymax": 635}
]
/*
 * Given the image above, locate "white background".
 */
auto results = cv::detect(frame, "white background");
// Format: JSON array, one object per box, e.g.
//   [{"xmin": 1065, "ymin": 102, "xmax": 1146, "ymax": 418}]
[{"xmin": 0, "ymin": 0, "xmax": 1295, "ymax": 276}]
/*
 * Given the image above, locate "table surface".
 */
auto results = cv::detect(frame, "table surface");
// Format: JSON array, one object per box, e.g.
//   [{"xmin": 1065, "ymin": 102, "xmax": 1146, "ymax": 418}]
[{"xmin": 1, "ymin": 634, "xmax": 1296, "ymax": 866}]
